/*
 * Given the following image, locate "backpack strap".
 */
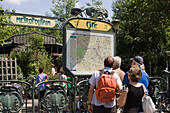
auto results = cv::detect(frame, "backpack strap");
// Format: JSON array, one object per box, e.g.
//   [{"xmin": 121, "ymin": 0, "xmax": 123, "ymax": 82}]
[
  {"xmin": 98, "ymin": 70, "xmax": 114, "ymax": 75},
  {"xmin": 98, "ymin": 70, "xmax": 104, "ymax": 75},
  {"xmin": 110, "ymin": 71, "xmax": 115, "ymax": 75}
]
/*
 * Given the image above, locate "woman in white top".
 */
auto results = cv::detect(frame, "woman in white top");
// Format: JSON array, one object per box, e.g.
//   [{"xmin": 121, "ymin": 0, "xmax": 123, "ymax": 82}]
[{"xmin": 59, "ymin": 67, "xmax": 67, "ymax": 91}]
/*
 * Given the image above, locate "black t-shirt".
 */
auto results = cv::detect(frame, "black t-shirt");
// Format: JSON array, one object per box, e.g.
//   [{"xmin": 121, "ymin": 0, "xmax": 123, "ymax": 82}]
[{"xmin": 124, "ymin": 84, "xmax": 144, "ymax": 113}]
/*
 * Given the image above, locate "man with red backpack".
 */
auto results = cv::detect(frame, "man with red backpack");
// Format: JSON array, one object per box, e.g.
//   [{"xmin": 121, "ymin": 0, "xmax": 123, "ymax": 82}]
[{"xmin": 88, "ymin": 56, "xmax": 122, "ymax": 113}]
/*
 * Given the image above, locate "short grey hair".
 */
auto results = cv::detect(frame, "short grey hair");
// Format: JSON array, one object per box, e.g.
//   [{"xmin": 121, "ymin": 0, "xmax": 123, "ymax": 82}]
[{"xmin": 113, "ymin": 56, "xmax": 122, "ymax": 69}]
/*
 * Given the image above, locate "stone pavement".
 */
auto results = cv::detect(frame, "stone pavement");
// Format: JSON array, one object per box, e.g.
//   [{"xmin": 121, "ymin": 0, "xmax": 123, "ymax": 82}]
[{"xmin": 21, "ymin": 99, "xmax": 41, "ymax": 113}]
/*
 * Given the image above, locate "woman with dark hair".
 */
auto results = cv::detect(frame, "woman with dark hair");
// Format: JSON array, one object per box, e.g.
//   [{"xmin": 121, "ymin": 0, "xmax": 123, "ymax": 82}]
[{"xmin": 36, "ymin": 67, "xmax": 48, "ymax": 111}]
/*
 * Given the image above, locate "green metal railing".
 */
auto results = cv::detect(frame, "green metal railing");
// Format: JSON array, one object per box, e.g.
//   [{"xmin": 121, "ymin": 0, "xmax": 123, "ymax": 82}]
[
  {"xmin": 0, "ymin": 79, "xmax": 34, "ymax": 113},
  {"xmin": 35, "ymin": 80, "xmax": 73, "ymax": 113}
]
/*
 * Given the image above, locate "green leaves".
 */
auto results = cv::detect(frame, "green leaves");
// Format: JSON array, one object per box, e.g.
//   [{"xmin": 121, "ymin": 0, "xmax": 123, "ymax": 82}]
[
  {"xmin": 112, "ymin": 0, "xmax": 169, "ymax": 75},
  {"xmin": 86, "ymin": 0, "xmax": 102, "ymax": 6},
  {"xmin": 27, "ymin": 33, "xmax": 45, "ymax": 52},
  {"xmin": 10, "ymin": 49, "xmax": 53, "ymax": 78}
]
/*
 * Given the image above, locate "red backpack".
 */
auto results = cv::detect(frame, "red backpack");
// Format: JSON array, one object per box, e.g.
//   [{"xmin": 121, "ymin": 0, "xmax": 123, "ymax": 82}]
[{"xmin": 96, "ymin": 70, "xmax": 117, "ymax": 102}]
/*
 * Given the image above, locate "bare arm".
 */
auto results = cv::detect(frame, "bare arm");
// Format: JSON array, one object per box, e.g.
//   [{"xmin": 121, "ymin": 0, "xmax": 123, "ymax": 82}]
[
  {"xmin": 117, "ymin": 84, "xmax": 123, "ymax": 92},
  {"xmin": 88, "ymin": 85, "xmax": 94, "ymax": 103},
  {"xmin": 88, "ymin": 84, "xmax": 94, "ymax": 113}
]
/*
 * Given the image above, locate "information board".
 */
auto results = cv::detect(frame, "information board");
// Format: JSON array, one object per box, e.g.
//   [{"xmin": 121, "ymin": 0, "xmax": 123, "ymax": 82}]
[{"xmin": 66, "ymin": 28, "xmax": 115, "ymax": 75}]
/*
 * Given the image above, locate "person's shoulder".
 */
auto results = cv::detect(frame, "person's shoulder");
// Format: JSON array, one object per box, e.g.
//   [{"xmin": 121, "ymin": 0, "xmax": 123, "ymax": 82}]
[
  {"xmin": 120, "ymin": 69, "xmax": 125, "ymax": 74},
  {"xmin": 115, "ymin": 69, "xmax": 125, "ymax": 75},
  {"xmin": 64, "ymin": 74, "xmax": 67, "ymax": 78},
  {"xmin": 124, "ymin": 71, "xmax": 129, "ymax": 77},
  {"xmin": 13, "ymin": 83, "xmax": 21, "ymax": 87},
  {"xmin": 36, "ymin": 74, "xmax": 40, "ymax": 77},
  {"xmin": 113, "ymin": 72, "xmax": 119, "ymax": 76},
  {"xmin": 139, "ymin": 83, "xmax": 147, "ymax": 92},
  {"xmin": 113, "ymin": 72, "xmax": 121, "ymax": 80},
  {"xmin": 43, "ymin": 73, "xmax": 47, "ymax": 75},
  {"xmin": 138, "ymin": 83, "xmax": 144, "ymax": 87},
  {"xmin": 141, "ymin": 70, "xmax": 149, "ymax": 77},
  {"xmin": 93, "ymin": 70, "xmax": 101, "ymax": 75},
  {"xmin": 90, "ymin": 70, "xmax": 100, "ymax": 79}
]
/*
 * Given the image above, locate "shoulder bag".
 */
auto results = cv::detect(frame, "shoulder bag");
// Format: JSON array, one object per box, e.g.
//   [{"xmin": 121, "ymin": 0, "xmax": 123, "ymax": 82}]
[{"xmin": 142, "ymin": 83, "xmax": 156, "ymax": 113}]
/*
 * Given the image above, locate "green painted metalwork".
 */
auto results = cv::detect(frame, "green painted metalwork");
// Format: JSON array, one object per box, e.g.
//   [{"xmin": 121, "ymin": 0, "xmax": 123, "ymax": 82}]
[
  {"xmin": 43, "ymin": 85, "xmax": 67, "ymax": 112},
  {"xmin": 35, "ymin": 80, "xmax": 72, "ymax": 113},
  {"xmin": 0, "ymin": 85, "xmax": 23, "ymax": 112},
  {"xmin": 77, "ymin": 79, "xmax": 90, "ymax": 113},
  {"xmin": 0, "ymin": 80, "xmax": 34, "ymax": 113}
]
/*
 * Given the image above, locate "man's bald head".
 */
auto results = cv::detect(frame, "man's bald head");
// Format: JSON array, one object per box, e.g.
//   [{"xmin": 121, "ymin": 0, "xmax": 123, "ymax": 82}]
[{"xmin": 104, "ymin": 56, "xmax": 114, "ymax": 68}]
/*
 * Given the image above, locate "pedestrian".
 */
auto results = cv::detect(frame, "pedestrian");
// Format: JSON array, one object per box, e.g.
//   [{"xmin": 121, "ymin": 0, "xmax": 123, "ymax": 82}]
[
  {"xmin": 88, "ymin": 56, "xmax": 122, "ymax": 113},
  {"xmin": 140, "ymin": 64, "xmax": 145, "ymax": 72},
  {"xmin": 112, "ymin": 56, "xmax": 125, "ymax": 82},
  {"xmin": 76, "ymin": 99, "xmax": 87, "ymax": 113},
  {"xmin": 11, "ymin": 78, "xmax": 24, "ymax": 113},
  {"xmin": 123, "ymin": 65, "xmax": 147, "ymax": 113},
  {"xmin": 112, "ymin": 56, "xmax": 125, "ymax": 113},
  {"xmin": 58, "ymin": 67, "xmax": 67, "ymax": 92},
  {"xmin": 51, "ymin": 64, "xmax": 56, "ymax": 77},
  {"xmin": 11, "ymin": 78, "xmax": 24, "ymax": 102},
  {"xmin": 67, "ymin": 75, "xmax": 72, "ymax": 96},
  {"xmin": 36, "ymin": 67, "xmax": 49, "ymax": 111},
  {"xmin": 122, "ymin": 56, "xmax": 149, "ymax": 94}
]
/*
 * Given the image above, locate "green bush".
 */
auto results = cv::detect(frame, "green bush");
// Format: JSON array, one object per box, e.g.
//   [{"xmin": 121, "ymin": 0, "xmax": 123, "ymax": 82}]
[{"xmin": 10, "ymin": 48, "xmax": 54, "ymax": 79}]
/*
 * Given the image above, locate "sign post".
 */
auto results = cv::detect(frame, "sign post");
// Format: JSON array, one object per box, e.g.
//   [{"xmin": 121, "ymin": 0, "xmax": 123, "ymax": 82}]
[{"xmin": 62, "ymin": 17, "xmax": 115, "ymax": 113}]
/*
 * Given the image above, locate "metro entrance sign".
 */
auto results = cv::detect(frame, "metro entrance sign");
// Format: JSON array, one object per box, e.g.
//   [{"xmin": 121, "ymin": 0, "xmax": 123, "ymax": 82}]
[
  {"xmin": 63, "ymin": 17, "xmax": 116, "ymax": 76},
  {"xmin": 10, "ymin": 15, "xmax": 56, "ymax": 28},
  {"xmin": 69, "ymin": 18, "xmax": 112, "ymax": 31},
  {"xmin": 0, "ymin": 11, "xmax": 61, "ymax": 30}
]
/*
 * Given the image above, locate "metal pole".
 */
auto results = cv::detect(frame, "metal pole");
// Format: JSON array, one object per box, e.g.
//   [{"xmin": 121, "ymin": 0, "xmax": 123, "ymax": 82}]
[
  {"xmin": 38, "ymin": 89, "xmax": 40, "ymax": 113},
  {"xmin": 72, "ymin": 76, "xmax": 77, "ymax": 113},
  {"xmin": 150, "ymin": 61, "xmax": 152, "ymax": 76},
  {"xmin": 165, "ymin": 60, "xmax": 169, "ymax": 91},
  {"xmin": 25, "ymin": 90, "xmax": 28, "ymax": 113},
  {"xmin": 32, "ymin": 77, "xmax": 35, "ymax": 113},
  {"xmin": 0, "ymin": 22, "xmax": 62, "ymax": 30}
]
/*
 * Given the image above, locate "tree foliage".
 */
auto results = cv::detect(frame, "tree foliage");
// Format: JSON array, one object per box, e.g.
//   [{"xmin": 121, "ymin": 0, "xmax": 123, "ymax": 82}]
[
  {"xmin": 0, "ymin": 6, "xmax": 40, "ymax": 45},
  {"xmin": 112, "ymin": 0, "xmax": 170, "ymax": 75},
  {"xmin": 27, "ymin": 33, "xmax": 45, "ymax": 52},
  {"xmin": 86, "ymin": 0, "xmax": 102, "ymax": 6},
  {"xmin": 51, "ymin": 0, "xmax": 78, "ymax": 27},
  {"xmin": 9, "ymin": 33, "xmax": 53, "ymax": 78},
  {"xmin": 41, "ymin": 0, "xmax": 78, "ymax": 43},
  {"xmin": 10, "ymin": 49, "xmax": 53, "ymax": 78},
  {"xmin": 0, "ymin": 7, "xmax": 18, "ymax": 45}
]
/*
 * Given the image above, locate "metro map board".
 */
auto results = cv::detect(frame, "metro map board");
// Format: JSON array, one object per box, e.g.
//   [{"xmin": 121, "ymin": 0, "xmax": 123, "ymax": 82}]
[{"xmin": 66, "ymin": 28, "xmax": 115, "ymax": 75}]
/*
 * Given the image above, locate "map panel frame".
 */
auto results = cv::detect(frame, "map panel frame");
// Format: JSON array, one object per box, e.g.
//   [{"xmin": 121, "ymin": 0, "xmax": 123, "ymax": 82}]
[{"xmin": 65, "ymin": 28, "xmax": 115, "ymax": 76}]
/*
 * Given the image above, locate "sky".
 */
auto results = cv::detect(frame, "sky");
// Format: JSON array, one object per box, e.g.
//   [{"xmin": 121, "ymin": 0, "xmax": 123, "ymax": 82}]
[{"xmin": 0, "ymin": 0, "xmax": 114, "ymax": 20}]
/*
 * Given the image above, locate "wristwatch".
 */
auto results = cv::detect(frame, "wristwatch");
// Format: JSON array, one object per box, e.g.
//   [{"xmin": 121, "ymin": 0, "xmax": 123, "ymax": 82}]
[{"xmin": 88, "ymin": 103, "xmax": 92, "ymax": 105}]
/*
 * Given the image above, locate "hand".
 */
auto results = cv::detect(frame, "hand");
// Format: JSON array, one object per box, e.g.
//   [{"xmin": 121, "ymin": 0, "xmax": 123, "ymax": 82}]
[
  {"xmin": 122, "ymin": 85, "xmax": 128, "ymax": 92},
  {"xmin": 88, "ymin": 105, "xmax": 93, "ymax": 113}
]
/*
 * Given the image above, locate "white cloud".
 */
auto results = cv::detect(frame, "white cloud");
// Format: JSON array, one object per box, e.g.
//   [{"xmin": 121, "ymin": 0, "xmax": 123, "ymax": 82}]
[
  {"xmin": 5, "ymin": 0, "xmax": 36, "ymax": 5},
  {"xmin": 75, "ymin": 2, "xmax": 81, "ymax": 8}
]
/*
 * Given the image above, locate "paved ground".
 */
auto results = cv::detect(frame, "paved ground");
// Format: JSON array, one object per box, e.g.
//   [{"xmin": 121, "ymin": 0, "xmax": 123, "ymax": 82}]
[
  {"xmin": 19, "ymin": 99, "xmax": 164, "ymax": 113},
  {"xmin": 21, "ymin": 99, "xmax": 45, "ymax": 113}
]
